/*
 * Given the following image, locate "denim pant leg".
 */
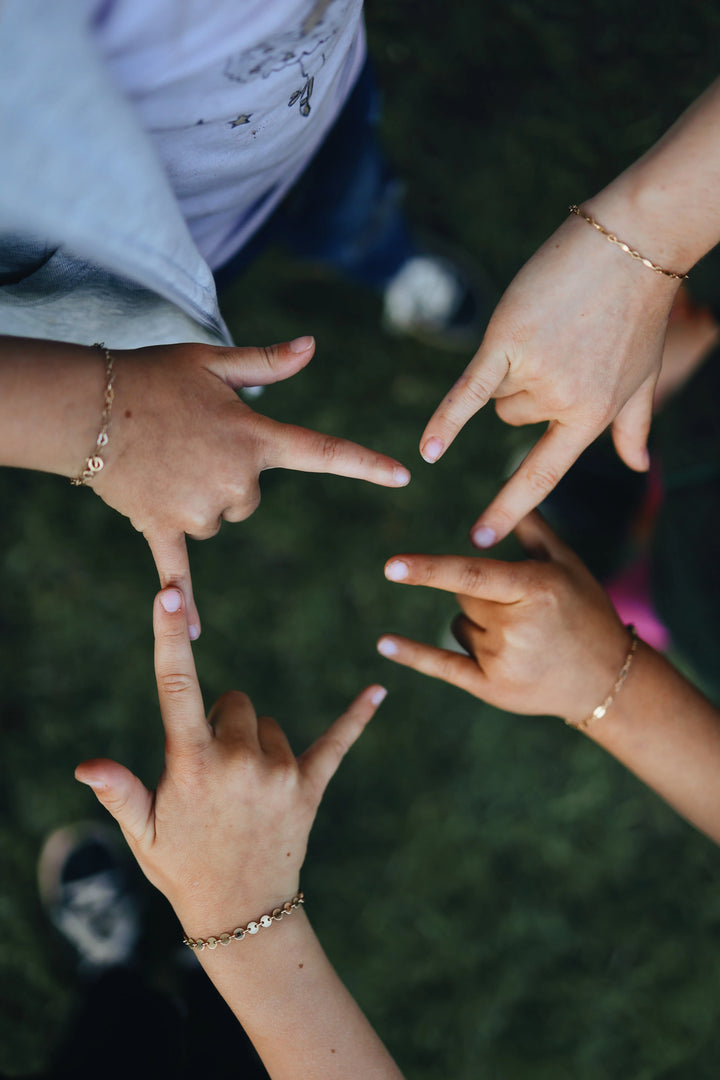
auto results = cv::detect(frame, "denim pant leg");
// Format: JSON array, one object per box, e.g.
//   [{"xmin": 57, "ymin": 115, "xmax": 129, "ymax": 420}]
[{"xmin": 215, "ymin": 58, "xmax": 415, "ymax": 292}]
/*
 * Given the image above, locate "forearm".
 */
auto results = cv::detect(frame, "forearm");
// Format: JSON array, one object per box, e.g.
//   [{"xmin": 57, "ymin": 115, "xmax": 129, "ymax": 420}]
[
  {"xmin": 587, "ymin": 77, "xmax": 720, "ymax": 269},
  {"xmin": 582, "ymin": 642, "xmax": 720, "ymax": 844},
  {"xmin": 188, "ymin": 909, "xmax": 404, "ymax": 1080},
  {"xmin": 0, "ymin": 335, "xmax": 106, "ymax": 477}
]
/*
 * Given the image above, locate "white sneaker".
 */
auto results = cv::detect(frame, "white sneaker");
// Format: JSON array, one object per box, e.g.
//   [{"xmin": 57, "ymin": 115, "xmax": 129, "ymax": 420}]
[
  {"xmin": 382, "ymin": 253, "xmax": 490, "ymax": 351},
  {"xmin": 38, "ymin": 823, "xmax": 141, "ymax": 973}
]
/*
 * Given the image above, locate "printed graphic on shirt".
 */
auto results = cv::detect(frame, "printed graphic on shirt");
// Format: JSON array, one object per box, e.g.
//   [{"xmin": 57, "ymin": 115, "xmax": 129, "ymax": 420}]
[{"xmin": 224, "ymin": 0, "xmax": 356, "ymax": 118}]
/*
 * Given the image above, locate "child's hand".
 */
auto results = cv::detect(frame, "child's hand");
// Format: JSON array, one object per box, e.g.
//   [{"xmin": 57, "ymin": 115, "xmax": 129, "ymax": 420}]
[
  {"xmin": 75, "ymin": 587, "xmax": 386, "ymax": 937},
  {"xmin": 377, "ymin": 512, "xmax": 631, "ymax": 726},
  {"xmin": 419, "ymin": 212, "xmax": 679, "ymax": 547},
  {"xmin": 93, "ymin": 337, "xmax": 411, "ymax": 639}
]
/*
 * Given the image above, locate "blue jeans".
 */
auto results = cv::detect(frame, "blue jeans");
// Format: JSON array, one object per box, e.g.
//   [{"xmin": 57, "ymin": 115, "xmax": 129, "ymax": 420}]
[{"xmin": 214, "ymin": 59, "xmax": 416, "ymax": 292}]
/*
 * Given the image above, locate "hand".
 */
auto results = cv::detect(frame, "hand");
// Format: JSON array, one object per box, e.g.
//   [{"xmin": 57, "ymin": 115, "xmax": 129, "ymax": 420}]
[
  {"xmin": 419, "ymin": 212, "xmax": 680, "ymax": 547},
  {"xmin": 93, "ymin": 337, "xmax": 411, "ymax": 638},
  {"xmin": 75, "ymin": 586, "xmax": 386, "ymax": 935},
  {"xmin": 377, "ymin": 512, "xmax": 631, "ymax": 725}
]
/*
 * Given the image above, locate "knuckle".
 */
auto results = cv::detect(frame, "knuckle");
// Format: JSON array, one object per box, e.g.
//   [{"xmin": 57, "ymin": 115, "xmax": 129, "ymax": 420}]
[
  {"xmin": 225, "ymin": 477, "xmax": 262, "ymax": 520},
  {"xmin": 543, "ymin": 386, "xmax": 575, "ymax": 414},
  {"xmin": 214, "ymin": 689, "xmax": 251, "ymax": 714},
  {"xmin": 529, "ymin": 568, "xmax": 565, "ymax": 611},
  {"xmin": 194, "ymin": 520, "xmax": 222, "ymax": 541},
  {"xmin": 581, "ymin": 399, "xmax": 614, "ymax": 432},
  {"xmin": 158, "ymin": 671, "xmax": 195, "ymax": 697},
  {"xmin": 257, "ymin": 344, "xmax": 273, "ymax": 368},
  {"xmin": 458, "ymin": 562, "xmax": 486, "ymax": 595},
  {"xmin": 320, "ymin": 435, "xmax": 340, "ymax": 463},
  {"xmin": 415, "ymin": 561, "xmax": 437, "ymax": 586},
  {"xmin": 524, "ymin": 460, "xmax": 562, "ymax": 498},
  {"xmin": 459, "ymin": 373, "xmax": 495, "ymax": 410},
  {"xmin": 271, "ymin": 757, "xmax": 299, "ymax": 789},
  {"xmin": 494, "ymin": 399, "xmax": 527, "ymax": 427},
  {"xmin": 244, "ymin": 487, "xmax": 262, "ymax": 516}
]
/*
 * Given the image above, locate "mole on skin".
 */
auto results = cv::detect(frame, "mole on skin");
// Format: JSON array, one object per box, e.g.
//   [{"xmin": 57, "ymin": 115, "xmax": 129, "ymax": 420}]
[{"xmin": 124, "ymin": 409, "xmax": 132, "ymax": 418}]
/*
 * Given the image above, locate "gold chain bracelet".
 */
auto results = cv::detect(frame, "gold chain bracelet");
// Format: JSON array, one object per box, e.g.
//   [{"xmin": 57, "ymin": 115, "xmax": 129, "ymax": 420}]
[
  {"xmin": 71, "ymin": 342, "xmax": 116, "ymax": 486},
  {"xmin": 569, "ymin": 205, "xmax": 689, "ymax": 281},
  {"xmin": 566, "ymin": 626, "xmax": 638, "ymax": 732},
  {"xmin": 183, "ymin": 892, "xmax": 305, "ymax": 952}
]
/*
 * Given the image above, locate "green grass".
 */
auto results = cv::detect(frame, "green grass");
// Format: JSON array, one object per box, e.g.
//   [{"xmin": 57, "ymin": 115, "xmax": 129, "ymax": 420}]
[{"xmin": 3, "ymin": 1, "xmax": 720, "ymax": 1075}]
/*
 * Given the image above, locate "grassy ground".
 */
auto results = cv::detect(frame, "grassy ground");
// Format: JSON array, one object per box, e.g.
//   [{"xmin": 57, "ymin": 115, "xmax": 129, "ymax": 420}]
[{"xmin": 3, "ymin": 1, "xmax": 720, "ymax": 1076}]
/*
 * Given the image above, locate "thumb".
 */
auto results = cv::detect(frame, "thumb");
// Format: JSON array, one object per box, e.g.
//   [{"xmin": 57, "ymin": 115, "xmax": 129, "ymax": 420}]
[
  {"xmin": 75, "ymin": 759, "xmax": 154, "ymax": 847},
  {"xmin": 209, "ymin": 336, "xmax": 316, "ymax": 389},
  {"xmin": 611, "ymin": 378, "xmax": 654, "ymax": 472}
]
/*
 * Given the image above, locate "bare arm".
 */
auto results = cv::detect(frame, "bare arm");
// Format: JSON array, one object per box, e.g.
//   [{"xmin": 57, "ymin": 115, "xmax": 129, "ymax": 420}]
[
  {"xmin": 75, "ymin": 588, "xmax": 404, "ymax": 1080},
  {"xmin": 377, "ymin": 513, "xmax": 720, "ymax": 845},
  {"xmin": 0, "ymin": 334, "xmax": 410, "ymax": 636},
  {"xmin": 193, "ymin": 915, "xmax": 403, "ymax": 1079},
  {"xmin": 423, "ymin": 78, "xmax": 720, "ymax": 546}
]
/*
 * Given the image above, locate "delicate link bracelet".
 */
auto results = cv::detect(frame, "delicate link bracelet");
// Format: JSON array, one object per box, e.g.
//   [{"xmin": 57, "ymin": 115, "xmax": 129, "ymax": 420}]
[
  {"xmin": 569, "ymin": 205, "xmax": 689, "ymax": 281},
  {"xmin": 70, "ymin": 342, "xmax": 116, "ymax": 486},
  {"xmin": 566, "ymin": 626, "xmax": 638, "ymax": 732},
  {"xmin": 183, "ymin": 892, "xmax": 305, "ymax": 952}
]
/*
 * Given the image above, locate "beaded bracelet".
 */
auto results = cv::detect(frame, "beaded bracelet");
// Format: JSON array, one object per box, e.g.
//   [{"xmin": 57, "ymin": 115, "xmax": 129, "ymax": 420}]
[
  {"xmin": 569, "ymin": 205, "xmax": 689, "ymax": 281},
  {"xmin": 71, "ymin": 342, "xmax": 116, "ymax": 486},
  {"xmin": 183, "ymin": 892, "xmax": 305, "ymax": 951},
  {"xmin": 566, "ymin": 627, "xmax": 638, "ymax": 732}
]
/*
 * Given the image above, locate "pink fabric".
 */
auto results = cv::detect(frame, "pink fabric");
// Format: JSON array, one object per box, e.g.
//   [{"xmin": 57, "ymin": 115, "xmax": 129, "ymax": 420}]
[{"xmin": 606, "ymin": 556, "xmax": 670, "ymax": 652}]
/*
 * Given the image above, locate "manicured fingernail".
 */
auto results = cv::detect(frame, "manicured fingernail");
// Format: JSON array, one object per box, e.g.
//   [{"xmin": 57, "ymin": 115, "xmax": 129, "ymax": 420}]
[
  {"xmin": 385, "ymin": 560, "xmax": 409, "ymax": 582},
  {"xmin": 289, "ymin": 335, "xmax": 314, "ymax": 353},
  {"xmin": 160, "ymin": 588, "xmax": 183, "ymax": 613},
  {"xmin": 188, "ymin": 624, "xmax": 200, "ymax": 641},
  {"xmin": 472, "ymin": 526, "xmax": 496, "ymax": 549},
  {"xmin": 370, "ymin": 686, "xmax": 387, "ymax": 706},
  {"xmin": 421, "ymin": 437, "xmax": 444, "ymax": 463},
  {"xmin": 393, "ymin": 466, "xmax": 411, "ymax": 486},
  {"xmin": 377, "ymin": 637, "xmax": 398, "ymax": 657}
]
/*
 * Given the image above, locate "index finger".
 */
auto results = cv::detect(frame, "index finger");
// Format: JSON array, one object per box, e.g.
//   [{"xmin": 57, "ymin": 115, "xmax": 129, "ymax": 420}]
[
  {"xmin": 146, "ymin": 530, "xmax": 201, "ymax": 641},
  {"xmin": 257, "ymin": 417, "xmax": 411, "ymax": 488},
  {"xmin": 153, "ymin": 588, "xmax": 209, "ymax": 755},
  {"xmin": 420, "ymin": 349, "xmax": 510, "ymax": 463},
  {"xmin": 383, "ymin": 553, "xmax": 528, "ymax": 603},
  {"xmin": 470, "ymin": 421, "xmax": 594, "ymax": 547}
]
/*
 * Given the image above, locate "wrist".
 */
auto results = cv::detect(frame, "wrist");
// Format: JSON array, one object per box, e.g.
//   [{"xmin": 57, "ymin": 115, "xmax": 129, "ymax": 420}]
[
  {"xmin": 562, "ymin": 624, "xmax": 638, "ymax": 730},
  {"xmin": 586, "ymin": 160, "xmax": 719, "ymax": 274},
  {"xmin": 0, "ymin": 337, "xmax": 111, "ymax": 478},
  {"xmin": 172, "ymin": 876, "xmax": 302, "ymax": 942}
]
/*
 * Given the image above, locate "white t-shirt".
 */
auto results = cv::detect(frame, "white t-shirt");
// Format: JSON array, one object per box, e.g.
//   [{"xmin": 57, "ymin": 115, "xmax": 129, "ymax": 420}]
[{"xmin": 93, "ymin": 0, "xmax": 365, "ymax": 270}]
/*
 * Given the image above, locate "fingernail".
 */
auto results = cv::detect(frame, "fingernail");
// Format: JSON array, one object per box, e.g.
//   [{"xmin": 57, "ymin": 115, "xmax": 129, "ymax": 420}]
[
  {"xmin": 421, "ymin": 436, "xmax": 444, "ymax": 463},
  {"xmin": 160, "ymin": 588, "xmax": 183, "ymax": 613},
  {"xmin": 370, "ymin": 686, "xmax": 387, "ymax": 706},
  {"xmin": 289, "ymin": 335, "xmax": 314, "ymax": 353},
  {"xmin": 377, "ymin": 637, "xmax": 398, "ymax": 657},
  {"xmin": 188, "ymin": 624, "xmax": 200, "ymax": 641},
  {"xmin": 393, "ymin": 466, "xmax": 411, "ymax": 486},
  {"xmin": 385, "ymin": 559, "xmax": 409, "ymax": 582},
  {"xmin": 472, "ymin": 526, "xmax": 496, "ymax": 549}
]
